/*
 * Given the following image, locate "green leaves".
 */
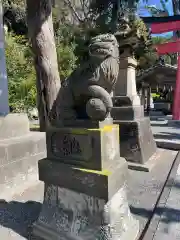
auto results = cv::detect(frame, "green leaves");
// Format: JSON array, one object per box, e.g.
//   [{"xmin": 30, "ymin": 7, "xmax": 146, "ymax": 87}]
[
  {"xmin": 6, "ymin": 28, "xmax": 78, "ymax": 112},
  {"xmin": 137, "ymin": 36, "xmax": 174, "ymax": 70},
  {"xmin": 5, "ymin": 34, "xmax": 36, "ymax": 112}
]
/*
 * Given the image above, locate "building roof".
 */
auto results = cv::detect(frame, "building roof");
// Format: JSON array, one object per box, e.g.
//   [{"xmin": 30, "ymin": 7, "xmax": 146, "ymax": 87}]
[{"xmin": 137, "ymin": 63, "xmax": 177, "ymax": 86}]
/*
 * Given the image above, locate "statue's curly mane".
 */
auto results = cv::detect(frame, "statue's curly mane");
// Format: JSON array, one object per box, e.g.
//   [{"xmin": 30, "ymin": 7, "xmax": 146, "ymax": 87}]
[
  {"xmin": 100, "ymin": 56, "xmax": 119, "ymax": 89},
  {"xmin": 69, "ymin": 54, "xmax": 119, "ymax": 92},
  {"xmin": 57, "ymin": 33, "xmax": 119, "ymax": 123}
]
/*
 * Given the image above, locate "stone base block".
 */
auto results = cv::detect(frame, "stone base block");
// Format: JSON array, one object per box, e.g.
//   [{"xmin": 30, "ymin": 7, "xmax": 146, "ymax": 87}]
[
  {"xmin": 154, "ymin": 102, "xmax": 171, "ymax": 112},
  {"xmin": 0, "ymin": 113, "xmax": 30, "ymax": 139},
  {"xmin": 46, "ymin": 122, "xmax": 120, "ymax": 171},
  {"xmin": 32, "ymin": 159, "xmax": 139, "ymax": 240},
  {"xmin": 111, "ymin": 105, "xmax": 144, "ymax": 121},
  {"xmin": 0, "ymin": 132, "xmax": 46, "ymax": 196},
  {"xmin": 114, "ymin": 117, "xmax": 157, "ymax": 171},
  {"xmin": 168, "ymin": 120, "xmax": 180, "ymax": 127},
  {"xmin": 149, "ymin": 111, "xmax": 166, "ymax": 121},
  {"xmin": 128, "ymin": 148, "xmax": 170, "ymax": 172},
  {"xmin": 150, "ymin": 111, "xmax": 165, "ymax": 117},
  {"xmin": 112, "ymin": 95, "xmax": 140, "ymax": 107}
]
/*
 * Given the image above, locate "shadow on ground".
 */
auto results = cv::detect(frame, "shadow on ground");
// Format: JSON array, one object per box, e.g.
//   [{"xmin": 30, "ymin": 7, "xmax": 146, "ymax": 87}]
[
  {"xmin": 166, "ymin": 178, "xmax": 180, "ymax": 189},
  {"xmin": 131, "ymin": 206, "xmax": 180, "ymax": 225},
  {"xmin": 0, "ymin": 179, "xmax": 180, "ymax": 239},
  {"xmin": 0, "ymin": 199, "xmax": 41, "ymax": 239},
  {"xmin": 0, "ymin": 198, "xmax": 180, "ymax": 239},
  {"xmin": 154, "ymin": 132, "xmax": 180, "ymax": 140},
  {"xmin": 151, "ymin": 123, "xmax": 168, "ymax": 127},
  {"xmin": 131, "ymin": 177, "xmax": 180, "ymax": 237}
]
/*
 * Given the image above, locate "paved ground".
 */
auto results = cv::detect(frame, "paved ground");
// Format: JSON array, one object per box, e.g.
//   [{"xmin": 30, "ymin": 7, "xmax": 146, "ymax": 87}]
[
  {"xmin": 127, "ymin": 149, "xmax": 179, "ymax": 239},
  {"xmin": 142, "ymin": 119, "xmax": 180, "ymax": 239},
  {"xmin": 0, "ymin": 150, "xmax": 178, "ymax": 240},
  {"xmin": 0, "ymin": 119, "xmax": 180, "ymax": 239},
  {"xmin": 0, "ymin": 181, "xmax": 43, "ymax": 239},
  {"xmin": 151, "ymin": 119, "xmax": 180, "ymax": 150},
  {"xmin": 153, "ymin": 163, "xmax": 180, "ymax": 240}
]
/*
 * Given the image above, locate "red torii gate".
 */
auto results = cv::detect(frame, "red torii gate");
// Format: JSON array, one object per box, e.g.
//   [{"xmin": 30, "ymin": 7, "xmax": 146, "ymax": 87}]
[{"xmin": 150, "ymin": 19, "xmax": 180, "ymax": 120}]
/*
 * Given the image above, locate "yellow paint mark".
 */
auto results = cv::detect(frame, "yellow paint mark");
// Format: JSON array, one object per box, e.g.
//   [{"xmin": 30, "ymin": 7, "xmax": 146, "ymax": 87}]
[
  {"xmin": 89, "ymin": 125, "xmax": 113, "ymax": 132},
  {"xmin": 74, "ymin": 167, "xmax": 112, "ymax": 176},
  {"xmin": 69, "ymin": 124, "xmax": 119, "ymax": 135},
  {"xmin": 70, "ymin": 128, "xmax": 89, "ymax": 134}
]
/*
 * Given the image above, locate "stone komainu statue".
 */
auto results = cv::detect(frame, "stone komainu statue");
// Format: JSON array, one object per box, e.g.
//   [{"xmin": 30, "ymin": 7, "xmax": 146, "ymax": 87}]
[{"xmin": 58, "ymin": 34, "xmax": 119, "ymax": 123}]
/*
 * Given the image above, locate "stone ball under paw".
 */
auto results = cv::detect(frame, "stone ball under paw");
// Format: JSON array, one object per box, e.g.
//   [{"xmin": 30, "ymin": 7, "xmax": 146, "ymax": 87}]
[{"xmin": 86, "ymin": 98, "xmax": 107, "ymax": 121}]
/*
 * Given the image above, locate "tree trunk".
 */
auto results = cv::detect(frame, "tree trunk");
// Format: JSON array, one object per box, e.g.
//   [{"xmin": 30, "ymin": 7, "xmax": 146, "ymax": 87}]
[{"xmin": 27, "ymin": 0, "xmax": 61, "ymax": 131}]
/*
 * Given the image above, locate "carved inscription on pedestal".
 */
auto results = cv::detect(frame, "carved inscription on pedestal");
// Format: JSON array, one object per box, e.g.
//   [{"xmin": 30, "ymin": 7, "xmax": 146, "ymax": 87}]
[{"xmin": 51, "ymin": 132, "xmax": 92, "ymax": 162}]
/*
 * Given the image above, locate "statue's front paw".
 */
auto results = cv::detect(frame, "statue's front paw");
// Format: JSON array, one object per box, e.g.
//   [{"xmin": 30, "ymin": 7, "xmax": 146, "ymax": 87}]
[{"xmin": 86, "ymin": 98, "xmax": 108, "ymax": 121}]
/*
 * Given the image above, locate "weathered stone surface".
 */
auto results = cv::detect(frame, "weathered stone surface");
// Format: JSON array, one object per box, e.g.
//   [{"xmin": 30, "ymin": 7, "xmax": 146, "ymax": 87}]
[
  {"xmin": 154, "ymin": 102, "xmax": 171, "ymax": 112},
  {"xmin": 33, "ymin": 118, "xmax": 139, "ymax": 239},
  {"xmin": 46, "ymin": 123, "xmax": 120, "ymax": 171},
  {"xmin": 0, "ymin": 133, "xmax": 45, "ymax": 165},
  {"xmin": 112, "ymin": 95, "xmax": 141, "ymax": 107},
  {"xmin": 127, "ymin": 148, "xmax": 172, "ymax": 172},
  {"xmin": 0, "ymin": 132, "xmax": 46, "ymax": 195},
  {"xmin": 33, "ymin": 159, "xmax": 139, "ymax": 240},
  {"xmin": 38, "ymin": 158, "xmax": 128, "ymax": 200},
  {"xmin": 55, "ymin": 34, "xmax": 119, "ymax": 124},
  {"xmin": 0, "ymin": 113, "xmax": 30, "ymax": 139},
  {"xmin": 149, "ymin": 111, "xmax": 166, "ymax": 121},
  {"xmin": 112, "ymin": 105, "xmax": 144, "ymax": 121},
  {"xmin": 54, "ymin": 117, "xmax": 113, "ymax": 128},
  {"xmin": 0, "ymin": 113, "xmax": 46, "ymax": 196},
  {"xmin": 114, "ymin": 117, "xmax": 157, "ymax": 171},
  {"xmin": 32, "ymin": 32, "xmax": 140, "ymax": 240},
  {"xmin": 112, "ymin": 52, "xmax": 160, "ymax": 170},
  {"xmin": 114, "ymin": 57, "xmax": 140, "ymax": 106}
]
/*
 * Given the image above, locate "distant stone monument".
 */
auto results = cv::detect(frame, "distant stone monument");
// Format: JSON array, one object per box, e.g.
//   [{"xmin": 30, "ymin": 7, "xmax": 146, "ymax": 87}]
[
  {"xmin": 32, "ymin": 34, "xmax": 139, "ymax": 240},
  {"xmin": 111, "ymin": 13, "xmax": 158, "ymax": 171}
]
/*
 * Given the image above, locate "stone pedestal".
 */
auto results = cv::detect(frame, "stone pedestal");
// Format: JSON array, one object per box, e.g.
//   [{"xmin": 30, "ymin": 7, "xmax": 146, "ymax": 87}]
[
  {"xmin": 114, "ymin": 118, "xmax": 157, "ymax": 171},
  {"xmin": 112, "ymin": 96, "xmax": 144, "ymax": 121},
  {"xmin": 114, "ymin": 57, "xmax": 140, "ymax": 106},
  {"xmin": 0, "ymin": 114, "xmax": 46, "ymax": 196},
  {"xmin": 32, "ymin": 119, "xmax": 139, "ymax": 240},
  {"xmin": 111, "ymin": 56, "xmax": 158, "ymax": 172}
]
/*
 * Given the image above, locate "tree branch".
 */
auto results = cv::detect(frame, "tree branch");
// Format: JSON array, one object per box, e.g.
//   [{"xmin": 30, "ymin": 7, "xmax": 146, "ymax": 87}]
[{"xmin": 62, "ymin": 0, "xmax": 83, "ymax": 22}]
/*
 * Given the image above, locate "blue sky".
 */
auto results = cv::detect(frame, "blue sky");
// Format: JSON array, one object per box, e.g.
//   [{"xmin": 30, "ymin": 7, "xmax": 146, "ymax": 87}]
[
  {"xmin": 137, "ymin": 0, "xmax": 174, "ymax": 37},
  {"xmin": 138, "ymin": 0, "xmax": 174, "ymax": 16}
]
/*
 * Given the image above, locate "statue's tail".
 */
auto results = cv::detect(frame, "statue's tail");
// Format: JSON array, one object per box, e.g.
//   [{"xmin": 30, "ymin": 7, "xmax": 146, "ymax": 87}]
[{"xmin": 86, "ymin": 85, "xmax": 113, "ymax": 121}]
